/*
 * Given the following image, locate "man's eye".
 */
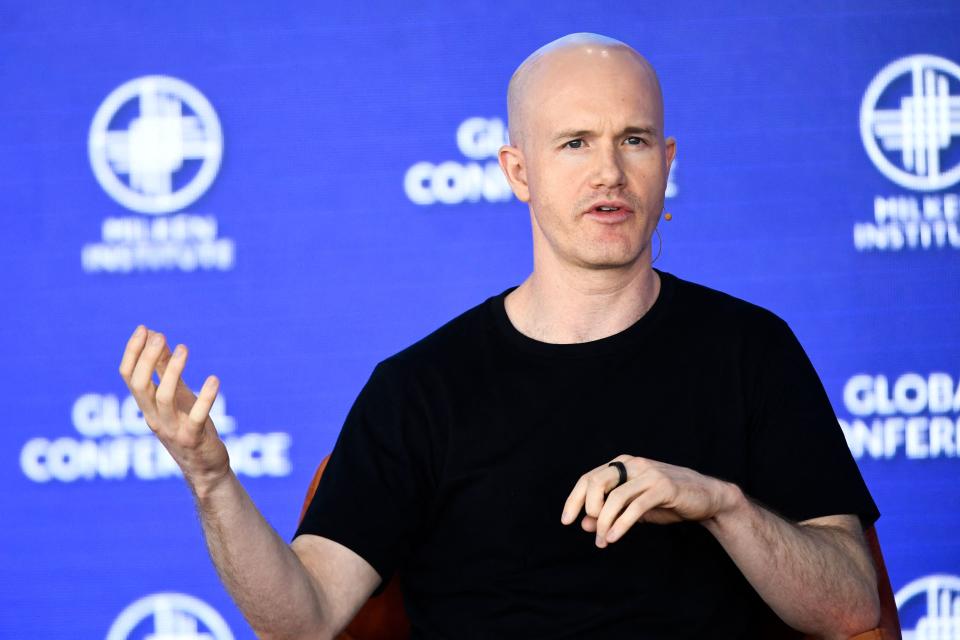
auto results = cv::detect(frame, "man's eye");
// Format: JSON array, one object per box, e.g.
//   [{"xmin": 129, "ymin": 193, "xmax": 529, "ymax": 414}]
[
  {"xmin": 565, "ymin": 139, "xmax": 584, "ymax": 149},
  {"xmin": 625, "ymin": 136, "xmax": 646, "ymax": 145}
]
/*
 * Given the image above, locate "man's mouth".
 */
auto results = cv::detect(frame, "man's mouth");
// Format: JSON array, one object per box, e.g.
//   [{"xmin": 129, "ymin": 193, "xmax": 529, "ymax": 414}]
[{"xmin": 586, "ymin": 201, "xmax": 633, "ymax": 223}]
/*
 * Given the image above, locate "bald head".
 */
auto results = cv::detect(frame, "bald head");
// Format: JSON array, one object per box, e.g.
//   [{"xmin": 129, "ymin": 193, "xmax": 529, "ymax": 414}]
[{"xmin": 506, "ymin": 33, "xmax": 664, "ymax": 150}]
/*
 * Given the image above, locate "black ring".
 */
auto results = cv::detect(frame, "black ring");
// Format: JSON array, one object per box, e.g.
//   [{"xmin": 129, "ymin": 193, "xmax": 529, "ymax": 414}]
[{"xmin": 608, "ymin": 461, "xmax": 628, "ymax": 488}]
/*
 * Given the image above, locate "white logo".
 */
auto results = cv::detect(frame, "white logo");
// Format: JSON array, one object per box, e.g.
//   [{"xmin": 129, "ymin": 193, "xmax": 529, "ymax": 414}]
[
  {"xmin": 895, "ymin": 574, "xmax": 960, "ymax": 639},
  {"xmin": 106, "ymin": 592, "xmax": 233, "ymax": 640},
  {"xmin": 404, "ymin": 117, "xmax": 514, "ymax": 206},
  {"xmin": 837, "ymin": 372, "xmax": 960, "ymax": 460},
  {"xmin": 860, "ymin": 55, "xmax": 960, "ymax": 192},
  {"xmin": 19, "ymin": 391, "xmax": 292, "ymax": 483},
  {"xmin": 89, "ymin": 76, "xmax": 224, "ymax": 214}
]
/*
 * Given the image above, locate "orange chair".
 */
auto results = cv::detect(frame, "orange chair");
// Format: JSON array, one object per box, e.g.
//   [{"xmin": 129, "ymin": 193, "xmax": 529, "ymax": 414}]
[{"xmin": 299, "ymin": 456, "xmax": 901, "ymax": 640}]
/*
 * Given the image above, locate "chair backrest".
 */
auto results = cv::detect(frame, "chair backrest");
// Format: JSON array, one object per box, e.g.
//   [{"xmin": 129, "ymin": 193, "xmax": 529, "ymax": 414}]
[
  {"xmin": 862, "ymin": 526, "xmax": 902, "ymax": 640},
  {"xmin": 299, "ymin": 456, "xmax": 900, "ymax": 640}
]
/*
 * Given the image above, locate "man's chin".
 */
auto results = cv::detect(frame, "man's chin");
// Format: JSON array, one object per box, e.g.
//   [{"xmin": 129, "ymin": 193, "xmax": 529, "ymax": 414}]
[{"xmin": 573, "ymin": 251, "xmax": 647, "ymax": 271}]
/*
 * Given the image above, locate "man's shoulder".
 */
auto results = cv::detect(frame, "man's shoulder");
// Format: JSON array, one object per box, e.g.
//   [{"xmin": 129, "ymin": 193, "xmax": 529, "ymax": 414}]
[
  {"xmin": 667, "ymin": 271, "xmax": 788, "ymax": 334},
  {"xmin": 376, "ymin": 290, "xmax": 502, "ymax": 375}
]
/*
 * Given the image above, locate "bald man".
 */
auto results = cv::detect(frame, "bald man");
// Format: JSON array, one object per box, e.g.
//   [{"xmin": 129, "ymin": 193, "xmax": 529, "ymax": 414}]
[{"xmin": 121, "ymin": 33, "xmax": 881, "ymax": 639}]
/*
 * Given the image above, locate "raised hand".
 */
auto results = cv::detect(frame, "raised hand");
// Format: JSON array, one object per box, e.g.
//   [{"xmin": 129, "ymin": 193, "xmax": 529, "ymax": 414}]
[
  {"xmin": 119, "ymin": 325, "xmax": 229, "ymax": 493},
  {"xmin": 560, "ymin": 455, "xmax": 737, "ymax": 548}
]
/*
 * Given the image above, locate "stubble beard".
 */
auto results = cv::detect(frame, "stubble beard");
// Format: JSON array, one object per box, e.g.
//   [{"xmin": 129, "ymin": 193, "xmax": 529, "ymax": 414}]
[
  {"xmin": 568, "ymin": 190, "xmax": 653, "ymax": 270},
  {"xmin": 532, "ymin": 189, "xmax": 657, "ymax": 272}
]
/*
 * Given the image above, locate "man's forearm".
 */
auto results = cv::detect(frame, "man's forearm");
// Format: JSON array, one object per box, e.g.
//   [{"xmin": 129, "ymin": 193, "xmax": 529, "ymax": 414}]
[
  {"xmin": 192, "ymin": 471, "xmax": 327, "ymax": 639},
  {"xmin": 701, "ymin": 484, "xmax": 880, "ymax": 639}
]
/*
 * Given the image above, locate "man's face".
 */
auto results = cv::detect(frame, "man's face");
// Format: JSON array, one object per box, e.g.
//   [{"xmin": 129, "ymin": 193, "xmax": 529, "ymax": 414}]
[{"xmin": 512, "ymin": 48, "xmax": 676, "ymax": 271}]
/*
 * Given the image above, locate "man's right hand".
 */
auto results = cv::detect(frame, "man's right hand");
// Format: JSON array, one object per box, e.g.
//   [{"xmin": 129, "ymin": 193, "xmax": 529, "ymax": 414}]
[
  {"xmin": 117, "ymin": 325, "xmax": 380, "ymax": 638},
  {"xmin": 119, "ymin": 325, "xmax": 229, "ymax": 495}
]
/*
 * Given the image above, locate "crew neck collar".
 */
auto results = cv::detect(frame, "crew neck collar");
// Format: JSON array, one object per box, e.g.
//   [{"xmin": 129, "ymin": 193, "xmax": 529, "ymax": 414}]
[{"xmin": 488, "ymin": 268, "xmax": 675, "ymax": 359}]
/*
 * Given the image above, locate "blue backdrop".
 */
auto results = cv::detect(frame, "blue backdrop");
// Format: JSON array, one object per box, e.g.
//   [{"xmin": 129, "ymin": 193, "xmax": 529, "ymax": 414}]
[{"xmin": 1, "ymin": 1, "xmax": 958, "ymax": 637}]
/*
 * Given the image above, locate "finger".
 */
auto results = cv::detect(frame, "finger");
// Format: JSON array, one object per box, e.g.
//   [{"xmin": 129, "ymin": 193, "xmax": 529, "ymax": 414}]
[
  {"xmin": 562, "ymin": 459, "xmax": 627, "ymax": 524},
  {"xmin": 155, "ymin": 340, "xmax": 198, "ymax": 407},
  {"xmin": 606, "ymin": 485, "xmax": 670, "ymax": 543},
  {"xmin": 584, "ymin": 466, "xmax": 621, "ymax": 518},
  {"xmin": 129, "ymin": 330, "xmax": 167, "ymax": 420},
  {"xmin": 131, "ymin": 330, "xmax": 166, "ymax": 388},
  {"xmin": 155, "ymin": 339, "xmax": 174, "ymax": 378},
  {"xmin": 561, "ymin": 475, "xmax": 589, "ymax": 525},
  {"xmin": 156, "ymin": 344, "xmax": 188, "ymax": 423},
  {"xmin": 188, "ymin": 374, "xmax": 220, "ymax": 432},
  {"xmin": 118, "ymin": 325, "xmax": 147, "ymax": 383},
  {"xmin": 595, "ymin": 482, "xmax": 639, "ymax": 544},
  {"xmin": 581, "ymin": 515, "xmax": 597, "ymax": 532}
]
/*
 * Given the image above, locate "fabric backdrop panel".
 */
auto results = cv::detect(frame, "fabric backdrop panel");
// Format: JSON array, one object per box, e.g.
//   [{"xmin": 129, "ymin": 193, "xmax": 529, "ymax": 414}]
[{"xmin": 0, "ymin": 1, "xmax": 957, "ymax": 637}]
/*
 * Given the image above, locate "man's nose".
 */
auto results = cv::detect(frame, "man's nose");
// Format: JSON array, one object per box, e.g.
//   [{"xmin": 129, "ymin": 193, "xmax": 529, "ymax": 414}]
[{"xmin": 590, "ymin": 144, "xmax": 626, "ymax": 190}]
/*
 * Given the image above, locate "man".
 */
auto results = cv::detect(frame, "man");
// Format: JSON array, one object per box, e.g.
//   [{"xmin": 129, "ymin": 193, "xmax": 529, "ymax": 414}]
[{"xmin": 119, "ymin": 33, "xmax": 881, "ymax": 639}]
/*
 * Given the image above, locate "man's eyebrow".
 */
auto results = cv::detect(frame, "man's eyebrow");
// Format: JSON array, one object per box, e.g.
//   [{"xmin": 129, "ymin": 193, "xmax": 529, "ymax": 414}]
[{"xmin": 551, "ymin": 126, "xmax": 658, "ymax": 142}]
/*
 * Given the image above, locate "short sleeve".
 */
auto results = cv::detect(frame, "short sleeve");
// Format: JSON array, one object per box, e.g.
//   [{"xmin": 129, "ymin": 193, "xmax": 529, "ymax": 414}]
[
  {"xmin": 744, "ymin": 316, "xmax": 880, "ymax": 530},
  {"xmin": 294, "ymin": 358, "xmax": 436, "ymax": 595}
]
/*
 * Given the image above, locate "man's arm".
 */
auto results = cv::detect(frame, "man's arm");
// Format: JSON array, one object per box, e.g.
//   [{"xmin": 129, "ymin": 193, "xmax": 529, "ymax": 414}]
[
  {"xmin": 193, "ymin": 470, "xmax": 381, "ymax": 640},
  {"xmin": 120, "ymin": 325, "xmax": 380, "ymax": 639},
  {"xmin": 701, "ymin": 486, "xmax": 880, "ymax": 639},
  {"xmin": 562, "ymin": 455, "xmax": 880, "ymax": 639}
]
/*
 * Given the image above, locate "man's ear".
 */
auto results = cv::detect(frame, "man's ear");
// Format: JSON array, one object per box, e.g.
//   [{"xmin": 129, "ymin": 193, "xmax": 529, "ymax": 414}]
[
  {"xmin": 498, "ymin": 144, "xmax": 531, "ymax": 203},
  {"xmin": 664, "ymin": 136, "xmax": 677, "ymax": 171}
]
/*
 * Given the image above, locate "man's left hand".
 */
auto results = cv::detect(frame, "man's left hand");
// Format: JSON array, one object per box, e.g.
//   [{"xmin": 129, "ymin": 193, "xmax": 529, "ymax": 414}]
[{"xmin": 560, "ymin": 454, "xmax": 739, "ymax": 548}]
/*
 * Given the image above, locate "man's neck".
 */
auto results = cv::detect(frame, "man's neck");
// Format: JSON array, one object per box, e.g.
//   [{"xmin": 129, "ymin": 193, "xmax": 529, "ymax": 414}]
[{"xmin": 504, "ymin": 261, "xmax": 661, "ymax": 344}]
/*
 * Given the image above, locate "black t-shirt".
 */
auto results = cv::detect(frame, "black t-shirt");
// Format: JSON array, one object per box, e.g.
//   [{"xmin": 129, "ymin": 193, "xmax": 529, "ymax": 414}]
[{"xmin": 295, "ymin": 269, "xmax": 880, "ymax": 639}]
